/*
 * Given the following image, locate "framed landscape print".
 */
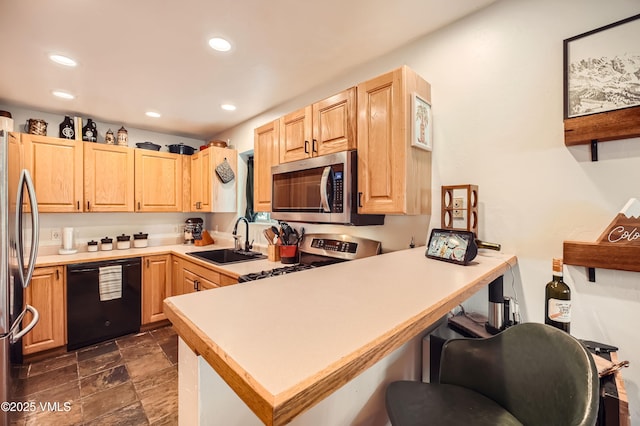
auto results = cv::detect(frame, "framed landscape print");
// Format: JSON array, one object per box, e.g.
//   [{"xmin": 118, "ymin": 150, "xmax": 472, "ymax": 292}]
[{"xmin": 563, "ymin": 13, "xmax": 640, "ymax": 119}]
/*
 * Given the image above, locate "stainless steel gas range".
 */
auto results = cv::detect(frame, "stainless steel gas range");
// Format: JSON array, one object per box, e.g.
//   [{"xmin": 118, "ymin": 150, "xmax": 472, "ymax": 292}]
[{"xmin": 238, "ymin": 233, "xmax": 381, "ymax": 282}]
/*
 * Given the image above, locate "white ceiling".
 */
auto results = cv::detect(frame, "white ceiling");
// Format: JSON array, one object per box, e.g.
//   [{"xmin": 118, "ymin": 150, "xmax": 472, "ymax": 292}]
[{"xmin": 0, "ymin": 0, "xmax": 496, "ymax": 141}]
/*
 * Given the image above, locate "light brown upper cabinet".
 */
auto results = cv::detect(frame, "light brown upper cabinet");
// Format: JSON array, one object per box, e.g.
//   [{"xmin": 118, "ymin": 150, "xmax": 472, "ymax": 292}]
[
  {"xmin": 134, "ymin": 149, "xmax": 183, "ymax": 212},
  {"xmin": 357, "ymin": 66, "xmax": 432, "ymax": 215},
  {"xmin": 21, "ymin": 134, "xmax": 83, "ymax": 213},
  {"xmin": 84, "ymin": 143, "xmax": 135, "ymax": 212},
  {"xmin": 279, "ymin": 87, "xmax": 356, "ymax": 163},
  {"xmin": 190, "ymin": 146, "xmax": 237, "ymax": 212},
  {"xmin": 254, "ymin": 120, "xmax": 280, "ymax": 212}
]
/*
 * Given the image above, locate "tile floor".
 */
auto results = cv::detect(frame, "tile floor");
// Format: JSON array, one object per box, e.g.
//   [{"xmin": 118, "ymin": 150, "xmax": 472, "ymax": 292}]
[{"xmin": 9, "ymin": 326, "xmax": 178, "ymax": 425}]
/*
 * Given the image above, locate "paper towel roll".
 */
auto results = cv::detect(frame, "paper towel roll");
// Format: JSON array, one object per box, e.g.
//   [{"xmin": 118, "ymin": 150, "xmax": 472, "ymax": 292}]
[{"xmin": 63, "ymin": 227, "xmax": 74, "ymax": 250}]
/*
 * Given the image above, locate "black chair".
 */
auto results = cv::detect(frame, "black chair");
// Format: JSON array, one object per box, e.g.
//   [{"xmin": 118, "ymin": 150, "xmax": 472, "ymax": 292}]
[{"xmin": 386, "ymin": 323, "xmax": 599, "ymax": 426}]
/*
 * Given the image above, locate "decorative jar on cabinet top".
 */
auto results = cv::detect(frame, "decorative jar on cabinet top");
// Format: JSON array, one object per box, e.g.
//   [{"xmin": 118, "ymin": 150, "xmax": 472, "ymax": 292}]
[
  {"xmin": 105, "ymin": 128, "xmax": 115, "ymax": 144},
  {"xmin": 82, "ymin": 118, "xmax": 98, "ymax": 142},
  {"xmin": 59, "ymin": 116, "xmax": 75, "ymax": 139},
  {"xmin": 117, "ymin": 126, "xmax": 128, "ymax": 146}
]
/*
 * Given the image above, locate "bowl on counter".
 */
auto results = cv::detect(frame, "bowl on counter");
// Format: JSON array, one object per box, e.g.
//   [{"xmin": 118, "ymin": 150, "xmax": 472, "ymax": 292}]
[
  {"xmin": 167, "ymin": 143, "xmax": 195, "ymax": 155},
  {"xmin": 136, "ymin": 141, "xmax": 161, "ymax": 151}
]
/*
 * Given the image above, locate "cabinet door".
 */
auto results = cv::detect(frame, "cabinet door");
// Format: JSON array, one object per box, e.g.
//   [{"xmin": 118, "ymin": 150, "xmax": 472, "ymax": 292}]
[
  {"xmin": 84, "ymin": 143, "xmax": 135, "ymax": 212},
  {"xmin": 135, "ymin": 150, "xmax": 183, "ymax": 212},
  {"xmin": 171, "ymin": 256, "xmax": 183, "ymax": 296},
  {"xmin": 279, "ymin": 106, "xmax": 312, "ymax": 163},
  {"xmin": 22, "ymin": 134, "xmax": 83, "ymax": 213},
  {"xmin": 357, "ymin": 66, "xmax": 431, "ymax": 215},
  {"xmin": 313, "ymin": 87, "xmax": 356, "ymax": 156},
  {"xmin": 23, "ymin": 266, "xmax": 66, "ymax": 355},
  {"xmin": 190, "ymin": 152, "xmax": 202, "ymax": 211},
  {"xmin": 142, "ymin": 255, "xmax": 172, "ymax": 324},
  {"xmin": 209, "ymin": 147, "xmax": 237, "ymax": 212},
  {"xmin": 182, "ymin": 269, "xmax": 219, "ymax": 292},
  {"xmin": 357, "ymin": 68, "xmax": 406, "ymax": 214},
  {"xmin": 254, "ymin": 120, "xmax": 280, "ymax": 212}
]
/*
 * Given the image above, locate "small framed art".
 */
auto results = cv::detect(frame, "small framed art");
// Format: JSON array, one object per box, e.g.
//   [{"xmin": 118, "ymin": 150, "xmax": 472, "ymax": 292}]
[{"xmin": 411, "ymin": 93, "xmax": 432, "ymax": 151}]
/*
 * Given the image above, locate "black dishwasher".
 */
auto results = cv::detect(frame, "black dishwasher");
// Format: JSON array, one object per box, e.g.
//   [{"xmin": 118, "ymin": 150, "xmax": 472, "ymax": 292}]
[{"xmin": 67, "ymin": 257, "xmax": 141, "ymax": 350}]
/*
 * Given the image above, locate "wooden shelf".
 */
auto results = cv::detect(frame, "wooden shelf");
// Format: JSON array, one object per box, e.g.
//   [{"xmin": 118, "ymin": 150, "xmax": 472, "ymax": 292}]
[
  {"xmin": 563, "ymin": 241, "xmax": 640, "ymax": 281},
  {"xmin": 564, "ymin": 106, "xmax": 640, "ymax": 161}
]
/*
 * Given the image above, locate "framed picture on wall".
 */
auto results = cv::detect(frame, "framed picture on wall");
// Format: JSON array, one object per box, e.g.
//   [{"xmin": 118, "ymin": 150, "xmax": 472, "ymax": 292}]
[
  {"xmin": 563, "ymin": 13, "xmax": 640, "ymax": 119},
  {"xmin": 411, "ymin": 93, "xmax": 432, "ymax": 151}
]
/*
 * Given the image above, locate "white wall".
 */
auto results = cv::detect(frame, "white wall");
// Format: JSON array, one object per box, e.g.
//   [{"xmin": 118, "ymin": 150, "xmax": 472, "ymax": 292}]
[{"xmin": 215, "ymin": 0, "xmax": 640, "ymax": 419}]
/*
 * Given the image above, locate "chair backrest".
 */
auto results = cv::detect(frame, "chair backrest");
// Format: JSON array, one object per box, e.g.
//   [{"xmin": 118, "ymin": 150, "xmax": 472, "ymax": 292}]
[{"xmin": 439, "ymin": 322, "xmax": 599, "ymax": 426}]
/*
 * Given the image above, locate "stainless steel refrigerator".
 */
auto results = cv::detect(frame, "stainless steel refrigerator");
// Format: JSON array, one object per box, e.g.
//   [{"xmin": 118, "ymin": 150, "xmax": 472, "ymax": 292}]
[{"xmin": 0, "ymin": 129, "xmax": 40, "ymax": 417}]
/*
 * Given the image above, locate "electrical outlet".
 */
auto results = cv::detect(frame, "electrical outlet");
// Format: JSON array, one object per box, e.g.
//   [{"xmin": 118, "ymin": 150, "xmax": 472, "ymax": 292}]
[
  {"xmin": 51, "ymin": 229, "xmax": 61, "ymax": 241},
  {"xmin": 453, "ymin": 198, "xmax": 464, "ymax": 219}
]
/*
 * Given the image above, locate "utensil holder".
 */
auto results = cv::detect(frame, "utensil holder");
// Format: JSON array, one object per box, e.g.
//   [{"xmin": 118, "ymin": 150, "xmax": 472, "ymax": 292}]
[
  {"xmin": 268, "ymin": 245, "xmax": 281, "ymax": 262},
  {"xmin": 280, "ymin": 245, "xmax": 298, "ymax": 264}
]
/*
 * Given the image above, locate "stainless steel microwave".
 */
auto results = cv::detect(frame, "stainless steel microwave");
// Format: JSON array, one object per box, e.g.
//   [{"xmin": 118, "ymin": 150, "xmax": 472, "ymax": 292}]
[{"xmin": 271, "ymin": 150, "xmax": 384, "ymax": 226}]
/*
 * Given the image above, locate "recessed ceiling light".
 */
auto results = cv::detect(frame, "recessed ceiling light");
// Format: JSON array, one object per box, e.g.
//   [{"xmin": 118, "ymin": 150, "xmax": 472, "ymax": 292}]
[
  {"xmin": 52, "ymin": 90, "xmax": 75, "ymax": 100},
  {"xmin": 221, "ymin": 104, "xmax": 236, "ymax": 111},
  {"xmin": 49, "ymin": 54, "xmax": 77, "ymax": 67},
  {"xmin": 208, "ymin": 37, "xmax": 232, "ymax": 52},
  {"xmin": 145, "ymin": 111, "xmax": 161, "ymax": 118}
]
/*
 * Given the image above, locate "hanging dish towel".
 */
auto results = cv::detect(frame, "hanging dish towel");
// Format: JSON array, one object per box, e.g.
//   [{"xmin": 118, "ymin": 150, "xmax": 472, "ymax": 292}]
[
  {"xmin": 215, "ymin": 158, "xmax": 235, "ymax": 183},
  {"xmin": 99, "ymin": 265, "xmax": 122, "ymax": 301}
]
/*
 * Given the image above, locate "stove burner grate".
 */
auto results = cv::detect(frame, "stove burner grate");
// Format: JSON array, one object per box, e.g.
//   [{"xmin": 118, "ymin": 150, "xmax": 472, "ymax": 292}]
[{"xmin": 238, "ymin": 264, "xmax": 316, "ymax": 282}]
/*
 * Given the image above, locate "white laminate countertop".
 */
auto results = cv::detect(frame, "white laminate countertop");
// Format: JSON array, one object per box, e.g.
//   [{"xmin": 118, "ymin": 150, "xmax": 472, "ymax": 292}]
[
  {"xmin": 164, "ymin": 247, "xmax": 517, "ymax": 425},
  {"xmin": 34, "ymin": 242, "xmax": 288, "ymax": 278}
]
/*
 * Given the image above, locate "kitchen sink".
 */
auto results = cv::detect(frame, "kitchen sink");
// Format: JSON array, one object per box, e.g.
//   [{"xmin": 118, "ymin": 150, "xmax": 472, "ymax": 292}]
[{"xmin": 187, "ymin": 248, "xmax": 266, "ymax": 265}]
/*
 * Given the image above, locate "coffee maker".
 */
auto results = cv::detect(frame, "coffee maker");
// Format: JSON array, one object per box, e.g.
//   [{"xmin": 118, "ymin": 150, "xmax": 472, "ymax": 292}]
[{"xmin": 184, "ymin": 218, "xmax": 203, "ymax": 244}]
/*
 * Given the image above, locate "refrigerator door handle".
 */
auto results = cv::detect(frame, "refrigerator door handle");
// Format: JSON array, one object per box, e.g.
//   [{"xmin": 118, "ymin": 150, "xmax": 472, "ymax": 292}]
[
  {"xmin": 15, "ymin": 169, "xmax": 40, "ymax": 289},
  {"xmin": 9, "ymin": 305, "xmax": 39, "ymax": 344}
]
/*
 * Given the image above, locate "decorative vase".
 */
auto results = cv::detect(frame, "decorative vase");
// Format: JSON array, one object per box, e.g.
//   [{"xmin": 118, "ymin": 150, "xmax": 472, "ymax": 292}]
[
  {"xmin": 59, "ymin": 116, "xmax": 75, "ymax": 139},
  {"xmin": 117, "ymin": 126, "xmax": 128, "ymax": 146},
  {"xmin": 82, "ymin": 118, "xmax": 98, "ymax": 142},
  {"xmin": 105, "ymin": 128, "xmax": 115, "ymax": 144}
]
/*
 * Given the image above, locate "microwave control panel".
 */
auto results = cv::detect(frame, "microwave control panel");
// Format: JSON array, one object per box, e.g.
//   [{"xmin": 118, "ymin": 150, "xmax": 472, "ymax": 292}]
[
  {"xmin": 333, "ymin": 171, "xmax": 344, "ymax": 212},
  {"xmin": 311, "ymin": 238, "xmax": 358, "ymax": 254}
]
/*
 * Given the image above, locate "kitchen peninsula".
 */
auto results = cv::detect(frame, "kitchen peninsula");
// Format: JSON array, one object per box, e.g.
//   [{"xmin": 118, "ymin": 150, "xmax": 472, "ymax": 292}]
[{"xmin": 164, "ymin": 247, "xmax": 517, "ymax": 425}]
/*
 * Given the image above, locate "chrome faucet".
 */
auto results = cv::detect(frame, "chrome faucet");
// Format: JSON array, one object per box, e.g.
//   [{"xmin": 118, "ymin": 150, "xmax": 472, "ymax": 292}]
[{"xmin": 232, "ymin": 216, "xmax": 251, "ymax": 251}]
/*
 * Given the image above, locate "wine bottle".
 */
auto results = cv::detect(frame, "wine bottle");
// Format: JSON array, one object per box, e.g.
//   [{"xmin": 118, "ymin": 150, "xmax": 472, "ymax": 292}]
[
  {"xmin": 475, "ymin": 240, "xmax": 501, "ymax": 251},
  {"xmin": 545, "ymin": 258, "xmax": 571, "ymax": 333}
]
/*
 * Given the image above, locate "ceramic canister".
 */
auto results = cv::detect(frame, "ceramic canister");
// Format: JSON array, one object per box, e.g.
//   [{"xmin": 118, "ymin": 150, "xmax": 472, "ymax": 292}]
[{"xmin": 0, "ymin": 110, "xmax": 14, "ymax": 132}]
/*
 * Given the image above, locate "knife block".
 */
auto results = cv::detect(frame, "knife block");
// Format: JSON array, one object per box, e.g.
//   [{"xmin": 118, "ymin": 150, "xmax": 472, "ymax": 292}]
[
  {"xmin": 268, "ymin": 245, "xmax": 281, "ymax": 262},
  {"xmin": 195, "ymin": 230, "xmax": 214, "ymax": 246}
]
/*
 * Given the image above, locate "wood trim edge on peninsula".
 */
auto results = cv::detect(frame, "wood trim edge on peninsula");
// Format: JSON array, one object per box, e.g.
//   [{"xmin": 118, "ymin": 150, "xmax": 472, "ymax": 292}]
[
  {"xmin": 165, "ymin": 256, "xmax": 516, "ymax": 425},
  {"xmin": 164, "ymin": 299, "xmax": 277, "ymax": 424}
]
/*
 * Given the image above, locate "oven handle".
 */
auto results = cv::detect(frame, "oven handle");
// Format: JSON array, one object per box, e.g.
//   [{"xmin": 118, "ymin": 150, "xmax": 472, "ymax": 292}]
[{"xmin": 319, "ymin": 166, "xmax": 333, "ymax": 213}]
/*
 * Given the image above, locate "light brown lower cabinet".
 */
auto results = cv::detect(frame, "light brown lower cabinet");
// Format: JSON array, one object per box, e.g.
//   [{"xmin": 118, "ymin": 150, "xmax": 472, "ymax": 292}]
[
  {"xmin": 142, "ymin": 254, "xmax": 172, "ymax": 324},
  {"xmin": 22, "ymin": 254, "xmax": 239, "ymax": 355},
  {"xmin": 23, "ymin": 266, "xmax": 66, "ymax": 355},
  {"xmin": 177, "ymin": 257, "xmax": 238, "ymax": 294}
]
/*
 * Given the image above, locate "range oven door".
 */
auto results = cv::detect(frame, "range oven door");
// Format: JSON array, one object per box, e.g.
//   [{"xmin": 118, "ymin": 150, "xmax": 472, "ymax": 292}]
[{"xmin": 271, "ymin": 151, "xmax": 350, "ymax": 224}]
